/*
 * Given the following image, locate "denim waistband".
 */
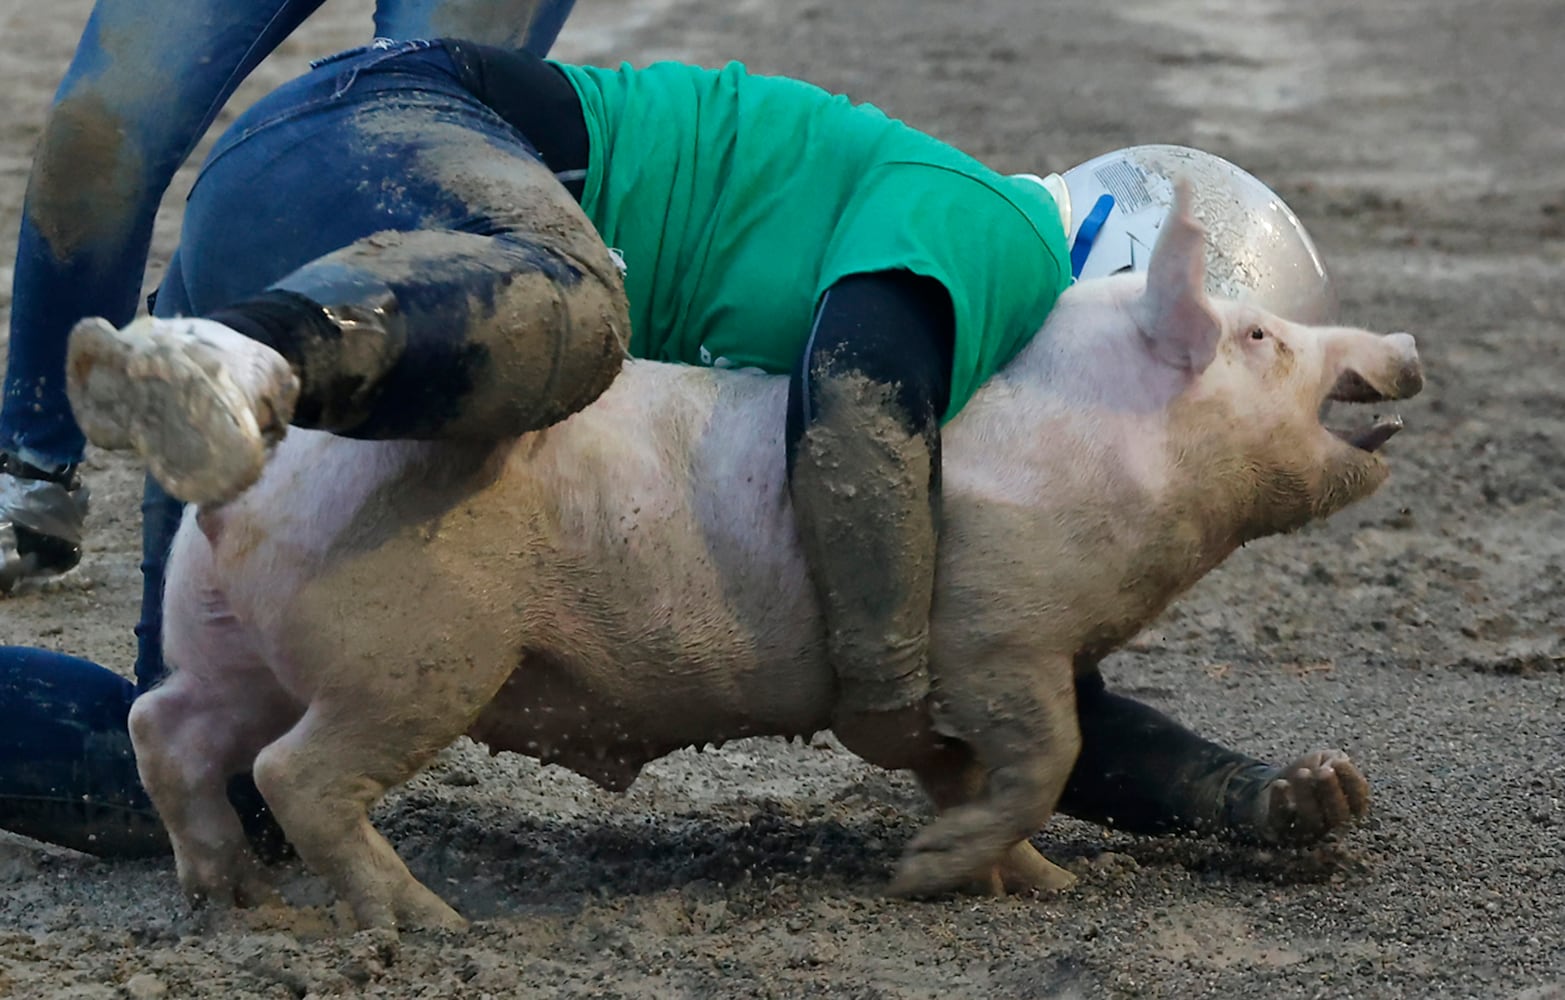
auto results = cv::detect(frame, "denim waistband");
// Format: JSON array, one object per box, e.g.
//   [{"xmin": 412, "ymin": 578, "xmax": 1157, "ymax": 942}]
[
  {"xmin": 308, "ymin": 37, "xmax": 442, "ymax": 95},
  {"xmin": 197, "ymin": 38, "xmax": 485, "ymax": 176}
]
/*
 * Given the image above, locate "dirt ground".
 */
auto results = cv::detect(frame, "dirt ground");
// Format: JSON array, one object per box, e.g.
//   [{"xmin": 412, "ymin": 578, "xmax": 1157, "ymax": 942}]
[{"xmin": 2, "ymin": 0, "xmax": 1563, "ymax": 997}]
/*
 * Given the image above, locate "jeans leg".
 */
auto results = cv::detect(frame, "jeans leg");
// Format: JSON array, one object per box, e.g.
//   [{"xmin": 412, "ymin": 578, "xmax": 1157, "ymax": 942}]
[
  {"xmin": 132, "ymin": 476, "xmax": 185, "ymax": 694},
  {"xmin": 372, "ymin": 0, "xmax": 576, "ymax": 53},
  {"xmin": 174, "ymin": 87, "xmax": 627, "ymax": 442},
  {"xmin": 0, "ymin": 647, "xmax": 166, "ymax": 857},
  {"xmin": 2, "ymin": 0, "xmax": 329, "ymax": 467}
]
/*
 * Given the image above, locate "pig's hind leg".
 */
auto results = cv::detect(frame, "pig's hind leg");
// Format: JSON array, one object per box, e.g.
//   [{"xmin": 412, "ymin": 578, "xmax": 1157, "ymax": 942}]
[
  {"xmin": 130, "ymin": 560, "xmax": 300, "ymax": 909},
  {"xmin": 249, "ymin": 554, "xmax": 521, "ymax": 932}
]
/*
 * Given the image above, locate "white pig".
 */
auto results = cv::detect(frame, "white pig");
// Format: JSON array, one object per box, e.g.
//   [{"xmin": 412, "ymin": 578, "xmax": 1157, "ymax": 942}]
[{"xmin": 128, "ymin": 184, "xmax": 1422, "ymax": 931}]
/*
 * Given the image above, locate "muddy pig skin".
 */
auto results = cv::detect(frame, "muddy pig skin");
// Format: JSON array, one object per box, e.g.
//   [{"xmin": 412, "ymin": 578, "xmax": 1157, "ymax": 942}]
[{"xmin": 130, "ymin": 183, "xmax": 1423, "ymax": 931}]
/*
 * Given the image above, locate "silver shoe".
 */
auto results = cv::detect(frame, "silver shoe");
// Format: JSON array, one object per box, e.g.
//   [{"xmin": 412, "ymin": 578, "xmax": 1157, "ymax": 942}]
[{"xmin": 0, "ymin": 456, "xmax": 89, "ymax": 593}]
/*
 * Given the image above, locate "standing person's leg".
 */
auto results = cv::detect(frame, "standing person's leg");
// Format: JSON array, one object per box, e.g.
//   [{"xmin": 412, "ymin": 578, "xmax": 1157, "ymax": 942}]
[
  {"xmin": 786, "ymin": 270, "xmax": 954, "ymax": 765},
  {"xmin": 67, "ymin": 44, "xmax": 627, "ymax": 500},
  {"xmin": 1, "ymin": 0, "xmax": 328, "ymax": 585},
  {"xmin": 373, "ymin": 0, "xmax": 576, "ymax": 53},
  {"xmin": 0, "ymin": 456, "xmax": 86, "ymax": 593}
]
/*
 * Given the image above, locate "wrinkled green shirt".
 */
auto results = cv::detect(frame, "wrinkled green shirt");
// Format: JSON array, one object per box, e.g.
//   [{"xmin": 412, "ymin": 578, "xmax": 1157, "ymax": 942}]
[{"xmin": 553, "ymin": 59, "xmax": 1070, "ymax": 420}]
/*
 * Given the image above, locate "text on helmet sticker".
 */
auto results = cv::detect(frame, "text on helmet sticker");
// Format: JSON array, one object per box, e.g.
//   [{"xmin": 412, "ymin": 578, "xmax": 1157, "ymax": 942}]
[{"xmin": 1092, "ymin": 160, "xmax": 1156, "ymax": 214}]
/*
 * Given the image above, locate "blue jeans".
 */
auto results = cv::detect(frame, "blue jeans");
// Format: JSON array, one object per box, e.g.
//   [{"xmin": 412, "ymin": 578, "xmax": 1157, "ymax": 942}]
[{"xmin": 0, "ymin": 0, "xmax": 574, "ymax": 470}]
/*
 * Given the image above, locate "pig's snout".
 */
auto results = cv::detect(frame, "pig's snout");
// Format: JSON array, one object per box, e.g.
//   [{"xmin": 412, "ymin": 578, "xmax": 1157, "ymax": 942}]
[
  {"xmin": 1328, "ymin": 331, "xmax": 1423, "ymax": 403},
  {"xmin": 1382, "ymin": 332, "xmax": 1424, "ymax": 399}
]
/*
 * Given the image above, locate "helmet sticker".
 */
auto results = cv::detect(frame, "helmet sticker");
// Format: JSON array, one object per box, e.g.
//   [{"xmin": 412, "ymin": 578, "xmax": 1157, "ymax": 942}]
[{"xmin": 1091, "ymin": 160, "xmax": 1157, "ymax": 214}]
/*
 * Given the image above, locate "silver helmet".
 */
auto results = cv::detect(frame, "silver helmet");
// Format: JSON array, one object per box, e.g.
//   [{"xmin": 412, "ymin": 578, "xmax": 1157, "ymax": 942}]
[{"xmin": 1040, "ymin": 144, "xmax": 1337, "ymax": 324}]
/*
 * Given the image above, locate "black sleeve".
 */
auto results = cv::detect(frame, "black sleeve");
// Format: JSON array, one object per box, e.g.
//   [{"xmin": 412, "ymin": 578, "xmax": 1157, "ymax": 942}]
[
  {"xmin": 1059, "ymin": 669, "xmax": 1278, "ymax": 837},
  {"xmin": 786, "ymin": 270, "xmax": 956, "ymax": 456},
  {"xmin": 442, "ymin": 40, "xmax": 590, "ymax": 195}
]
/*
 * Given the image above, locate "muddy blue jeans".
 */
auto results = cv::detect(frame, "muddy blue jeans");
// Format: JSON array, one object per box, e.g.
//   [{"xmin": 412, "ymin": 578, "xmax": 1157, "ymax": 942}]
[{"xmin": 0, "ymin": 0, "xmax": 574, "ymax": 470}]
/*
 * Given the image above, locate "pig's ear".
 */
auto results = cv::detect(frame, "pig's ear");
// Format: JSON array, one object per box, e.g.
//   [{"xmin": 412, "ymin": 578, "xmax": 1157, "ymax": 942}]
[{"xmin": 1135, "ymin": 180, "xmax": 1223, "ymax": 372}]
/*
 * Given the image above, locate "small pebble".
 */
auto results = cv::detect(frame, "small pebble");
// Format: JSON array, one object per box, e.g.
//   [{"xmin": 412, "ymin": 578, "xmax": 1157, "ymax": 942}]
[{"xmin": 123, "ymin": 973, "xmax": 168, "ymax": 999}]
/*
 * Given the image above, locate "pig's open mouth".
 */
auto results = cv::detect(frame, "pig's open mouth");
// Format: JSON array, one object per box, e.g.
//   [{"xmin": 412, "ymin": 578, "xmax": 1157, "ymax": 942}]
[{"xmin": 1321, "ymin": 371, "xmax": 1405, "ymax": 453}]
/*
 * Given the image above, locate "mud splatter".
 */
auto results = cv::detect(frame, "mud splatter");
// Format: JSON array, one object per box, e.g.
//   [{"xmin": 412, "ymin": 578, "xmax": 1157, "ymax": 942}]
[
  {"xmin": 790, "ymin": 371, "xmax": 936, "ymax": 718},
  {"xmin": 27, "ymin": 91, "xmax": 143, "ymax": 261}
]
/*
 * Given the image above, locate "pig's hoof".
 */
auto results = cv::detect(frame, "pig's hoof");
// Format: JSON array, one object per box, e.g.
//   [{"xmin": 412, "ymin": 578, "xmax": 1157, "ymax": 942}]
[
  {"xmin": 66, "ymin": 315, "xmax": 299, "ymax": 506},
  {"xmin": 887, "ymin": 831, "xmax": 1000, "ymax": 899},
  {"xmin": 401, "ymin": 902, "xmax": 469, "ymax": 934},
  {"xmin": 182, "ymin": 872, "xmax": 281, "ymax": 912},
  {"xmin": 1251, "ymin": 749, "xmax": 1370, "ymax": 845},
  {"xmin": 382, "ymin": 884, "xmax": 469, "ymax": 934},
  {"xmin": 886, "ymin": 853, "xmax": 972, "ymax": 899},
  {"xmin": 235, "ymin": 877, "xmax": 285, "ymax": 910},
  {"xmin": 178, "ymin": 851, "xmax": 280, "ymax": 912},
  {"xmin": 995, "ymin": 841, "xmax": 1078, "ymax": 895}
]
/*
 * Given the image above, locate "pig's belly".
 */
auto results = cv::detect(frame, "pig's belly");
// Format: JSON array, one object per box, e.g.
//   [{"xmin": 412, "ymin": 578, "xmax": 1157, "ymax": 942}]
[
  {"xmin": 465, "ymin": 639, "xmax": 835, "ymax": 792},
  {"xmin": 442, "ymin": 395, "xmax": 841, "ymax": 787},
  {"xmin": 231, "ymin": 430, "xmax": 838, "ymax": 790}
]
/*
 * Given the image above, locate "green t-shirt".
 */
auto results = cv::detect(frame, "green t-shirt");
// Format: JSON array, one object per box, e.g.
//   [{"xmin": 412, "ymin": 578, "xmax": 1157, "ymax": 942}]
[{"xmin": 552, "ymin": 59, "xmax": 1070, "ymax": 420}]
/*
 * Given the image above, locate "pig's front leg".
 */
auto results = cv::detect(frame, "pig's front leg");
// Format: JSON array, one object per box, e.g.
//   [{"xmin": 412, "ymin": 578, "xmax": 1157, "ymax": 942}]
[
  {"xmin": 887, "ymin": 650, "xmax": 1079, "ymax": 898},
  {"xmin": 912, "ymin": 746, "xmax": 1077, "ymax": 895},
  {"xmin": 1060, "ymin": 669, "xmax": 1371, "ymax": 845}
]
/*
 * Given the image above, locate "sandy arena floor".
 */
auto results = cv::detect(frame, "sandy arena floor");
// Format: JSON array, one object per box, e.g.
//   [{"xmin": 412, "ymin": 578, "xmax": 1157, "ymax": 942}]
[{"xmin": 1, "ymin": 0, "xmax": 1563, "ymax": 996}]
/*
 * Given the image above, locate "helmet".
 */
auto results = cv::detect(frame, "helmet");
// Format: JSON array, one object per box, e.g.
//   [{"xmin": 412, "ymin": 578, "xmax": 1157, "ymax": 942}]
[{"xmin": 1029, "ymin": 145, "xmax": 1336, "ymax": 324}]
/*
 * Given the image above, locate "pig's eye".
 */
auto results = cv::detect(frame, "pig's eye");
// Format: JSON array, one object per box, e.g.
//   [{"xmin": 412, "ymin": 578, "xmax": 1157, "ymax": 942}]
[{"xmin": 1248, "ymin": 328, "xmax": 1266, "ymax": 341}]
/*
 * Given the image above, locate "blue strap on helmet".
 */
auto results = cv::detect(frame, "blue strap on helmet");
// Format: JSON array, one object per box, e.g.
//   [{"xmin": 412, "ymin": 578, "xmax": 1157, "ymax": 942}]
[{"xmin": 1070, "ymin": 193, "xmax": 1117, "ymax": 279}]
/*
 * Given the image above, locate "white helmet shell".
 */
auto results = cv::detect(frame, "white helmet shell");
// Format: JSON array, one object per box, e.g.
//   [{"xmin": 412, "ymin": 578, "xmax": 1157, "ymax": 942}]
[{"xmin": 1056, "ymin": 144, "xmax": 1336, "ymax": 324}]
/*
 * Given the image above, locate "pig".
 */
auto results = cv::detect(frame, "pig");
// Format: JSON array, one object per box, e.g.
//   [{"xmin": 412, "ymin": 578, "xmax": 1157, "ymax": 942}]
[{"xmin": 125, "ymin": 184, "xmax": 1422, "ymax": 932}]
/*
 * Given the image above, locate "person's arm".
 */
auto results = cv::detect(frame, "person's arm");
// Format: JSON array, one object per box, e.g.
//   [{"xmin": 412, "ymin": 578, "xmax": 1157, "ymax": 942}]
[
  {"xmin": 1060, "ymin": 669, "xmax": 1278, "ymax": 836},
  {"xmin": 1060, "ymin": 668, "xmax": 1370, "ymax": 844}
]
